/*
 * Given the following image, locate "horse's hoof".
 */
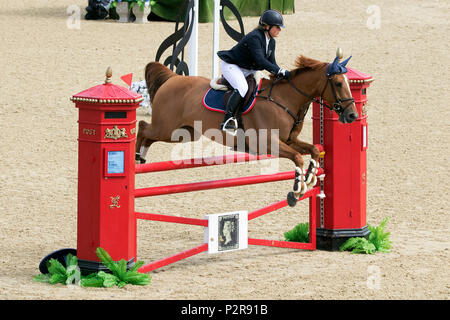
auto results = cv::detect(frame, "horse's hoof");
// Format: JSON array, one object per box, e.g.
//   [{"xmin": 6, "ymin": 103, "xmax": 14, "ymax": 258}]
[
  {"xmin": 287, "ymin": 192, "xmax": 298, "ymax": 207},
  {"xmin": 135, "ymin": 153, "xmax": 146, "ymax": 164}
]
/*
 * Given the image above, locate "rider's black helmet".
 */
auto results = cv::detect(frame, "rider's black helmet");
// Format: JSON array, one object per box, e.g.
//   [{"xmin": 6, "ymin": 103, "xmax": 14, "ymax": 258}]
[{"xmin": 259, "ymin": 10, "xmax": 285, "ymax": 28}]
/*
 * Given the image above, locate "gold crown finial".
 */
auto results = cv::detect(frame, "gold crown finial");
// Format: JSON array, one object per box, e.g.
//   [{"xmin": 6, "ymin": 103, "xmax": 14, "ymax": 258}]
[
  {"xmin": 336, "ymin": 47, "xmax": 343, "ymax": 61},
  {"xmin": 105, "ymin": 67, "xmax": 112, "ymax": 84}
]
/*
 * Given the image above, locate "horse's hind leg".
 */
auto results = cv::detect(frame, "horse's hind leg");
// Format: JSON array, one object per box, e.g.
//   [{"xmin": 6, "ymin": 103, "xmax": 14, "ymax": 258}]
[
  {"xmin": 136, "ymin": 138, "xmax": 154, "ymax": 164},
  {"xmin": 135, "ymin": 120, "xmax": 153, "ymax": 163},
  {"xmin": 135, "ymin": 120, "xmax": 200, "ymax": 163}
]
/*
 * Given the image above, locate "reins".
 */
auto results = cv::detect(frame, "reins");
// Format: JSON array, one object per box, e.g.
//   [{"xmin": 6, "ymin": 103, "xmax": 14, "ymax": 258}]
[
  {"xmin": 256, "ymin": 76, "xmax": 318, "ymax": 138},
  {"xmin": 256, "ymin": 70, "xmax": 355, "ymax": 139}
]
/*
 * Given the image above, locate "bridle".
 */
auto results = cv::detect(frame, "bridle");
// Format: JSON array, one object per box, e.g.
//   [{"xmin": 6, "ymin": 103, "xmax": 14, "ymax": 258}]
[
  {"xmin": 256, "ymin": 69, "xmax": 355, "ymax": 138},
  {"xmin": 321, "ymin": 73, "xmax": 355, "ymax": 115}
]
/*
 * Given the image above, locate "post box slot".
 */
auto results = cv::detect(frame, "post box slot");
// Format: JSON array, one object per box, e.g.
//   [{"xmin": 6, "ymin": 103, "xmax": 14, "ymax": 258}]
[{"xmin": 105, "ymin": 111, "xmax": 127, "ymax": 119}]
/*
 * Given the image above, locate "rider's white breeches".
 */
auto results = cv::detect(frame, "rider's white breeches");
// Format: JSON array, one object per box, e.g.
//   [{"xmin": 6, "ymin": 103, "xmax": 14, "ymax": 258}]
[{"xmin": 220, "ymin": 60, "xmax": 255, "ymax": 98}]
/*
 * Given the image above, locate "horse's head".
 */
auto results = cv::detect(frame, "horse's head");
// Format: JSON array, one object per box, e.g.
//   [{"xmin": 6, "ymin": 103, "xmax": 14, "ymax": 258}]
[{"xmin": 321, "ymin": 55, "xmax": 358, "ymax": 124}]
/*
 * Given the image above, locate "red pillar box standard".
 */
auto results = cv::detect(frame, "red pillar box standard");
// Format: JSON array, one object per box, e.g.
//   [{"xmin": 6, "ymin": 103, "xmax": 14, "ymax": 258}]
[
  {"xmin": 71, "ymin": 68, "xmax": 142, "ymax": 274},
  {"xmin": 313, "ymin": 67, "xmax": 374, "ymax": 250}
]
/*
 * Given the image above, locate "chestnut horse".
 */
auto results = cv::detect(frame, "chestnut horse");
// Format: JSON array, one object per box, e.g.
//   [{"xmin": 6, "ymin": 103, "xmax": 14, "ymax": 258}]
[{"xmin": 135, "ymin": 54, "xmax": 357, "ymax": 206}]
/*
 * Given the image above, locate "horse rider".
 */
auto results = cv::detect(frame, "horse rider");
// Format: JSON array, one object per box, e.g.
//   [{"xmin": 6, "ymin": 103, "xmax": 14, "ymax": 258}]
[{"xmin": 217, "ymin": 9, "xmax": 291, "ymax": 133}]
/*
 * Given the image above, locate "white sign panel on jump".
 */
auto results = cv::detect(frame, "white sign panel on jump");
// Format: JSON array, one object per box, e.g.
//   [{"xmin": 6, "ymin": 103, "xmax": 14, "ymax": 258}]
[{"xmin": 204, "ymin": 211, "xmax": 248, "ymax": 254}]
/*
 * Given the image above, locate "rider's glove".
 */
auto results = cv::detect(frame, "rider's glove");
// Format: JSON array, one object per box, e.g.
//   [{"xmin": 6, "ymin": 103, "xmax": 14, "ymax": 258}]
[{"xmin": 278, "ymin": 68, "xmax": 291, "ymax": 79}]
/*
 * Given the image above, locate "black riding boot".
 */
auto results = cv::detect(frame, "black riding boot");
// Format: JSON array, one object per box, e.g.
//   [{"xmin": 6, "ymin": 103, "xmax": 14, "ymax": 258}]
[{"xmin": 220, "ymin": 89, "xmax": 244, "ymax": 132}]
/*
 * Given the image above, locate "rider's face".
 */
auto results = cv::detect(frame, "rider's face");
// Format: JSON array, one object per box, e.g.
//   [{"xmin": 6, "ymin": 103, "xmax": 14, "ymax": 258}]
[{"xmin": 269, "ymin": 25, "xmax": 281, "ymax": 38}]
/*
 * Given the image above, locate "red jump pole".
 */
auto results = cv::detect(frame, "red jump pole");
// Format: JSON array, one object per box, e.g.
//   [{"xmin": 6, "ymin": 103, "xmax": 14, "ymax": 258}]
[
  {"xmin": 135, "ymin": 171, "xmax": 293, "ymax": 198},
  {"xmin": 248, "ymin": 238, "xmax": 315, "ymax": 250},
  {"xmin": 138, "ymin": 243, "xmax": 208, "ymax": 273},
  {"xmin": 136, "ymin": 153, "xmax": 275, "ymax": 174},
  {"xmin": 135, "ymin": 168, "xmax": 324, "ymax": 198},
  {"xmin": 135, "ymin": 212, "xmax": 208, "ymax": 227}
]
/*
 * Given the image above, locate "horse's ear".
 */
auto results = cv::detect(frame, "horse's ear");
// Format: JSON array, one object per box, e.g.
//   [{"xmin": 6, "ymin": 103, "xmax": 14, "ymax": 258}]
[
  {"xmin": 340, "ymin": 56, "xmax": 352, "ymax": 67},
  {"xmin": 326, "ymin": 56, "xmax": 340, "ymax": 76},
  {"xmin": 331, "ymin": 55, "xmax": 339, "ymax": 68}
]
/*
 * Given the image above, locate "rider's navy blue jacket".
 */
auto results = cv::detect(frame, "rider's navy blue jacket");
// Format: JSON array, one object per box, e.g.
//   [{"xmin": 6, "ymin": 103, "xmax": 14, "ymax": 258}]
[{"xmin": 217, "ymin": 28, "xmax": 280, "ymax": 75}]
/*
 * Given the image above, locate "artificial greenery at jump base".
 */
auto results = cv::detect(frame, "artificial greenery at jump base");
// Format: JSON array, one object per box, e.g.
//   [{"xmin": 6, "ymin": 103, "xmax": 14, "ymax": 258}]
[
  {"xmin": 285, "ymin": 217, "xmax": 392, "ymax": 254},
  {"xmin": 34, "ymin": 247, "xmax": 151, "ymax": 288}
]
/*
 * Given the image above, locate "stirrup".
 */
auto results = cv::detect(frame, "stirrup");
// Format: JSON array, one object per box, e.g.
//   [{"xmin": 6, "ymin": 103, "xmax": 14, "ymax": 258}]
[{"xmin": 221, "ymin": 117, "xmax": 238, "ymax": 136}]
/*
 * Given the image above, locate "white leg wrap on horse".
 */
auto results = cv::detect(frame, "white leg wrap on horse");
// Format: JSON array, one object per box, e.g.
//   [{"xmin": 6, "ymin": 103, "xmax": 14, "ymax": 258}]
[
  {"xmin": 293, "ymin": 166, "xmax": 306, "ymax": 193},
  {"xmin": 305, "ymin": 174, "xmax": 313, "ymax": 185},
  {"xmin": 294, "ymin": 182, "xmax": 299, "ymax": 193},
  {"xmin": 310, "ymin": 159, "xmax": 319, "ymax": 174},
  {"xmin": 308, "ymin": 175, "xmax": 317, "ymax": 188},
  {"xmin": 305, "ymin": 159, "xmax": 319, "ymax": 185},
  {"xmin": 140, "ymin": 146, "xmax": 149, "ymax": 159},
  {"xmin": 294, "ymin": 179, "xmax": 307, "ymax": 193},
  {"xmin": 295, "ymin": 167, "xmax": 304, "ymax": 176},
  {"xmin": 299, "ymin": 181, "xmax": 307, "ymax": 194}
]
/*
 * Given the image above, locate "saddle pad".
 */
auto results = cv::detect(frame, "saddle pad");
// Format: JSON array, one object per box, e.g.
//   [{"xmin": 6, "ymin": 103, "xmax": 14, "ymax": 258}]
[{"xmin": 202, "ymin": 80, "xmax": 262, "ymax": 114}]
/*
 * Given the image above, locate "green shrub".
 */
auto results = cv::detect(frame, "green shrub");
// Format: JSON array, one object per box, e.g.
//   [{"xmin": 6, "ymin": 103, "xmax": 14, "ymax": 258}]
[
  {"xmin": 80, "ymin": 247, "xmax": 150, "ymax": 288},
  {"xmin": 34, "ymin": 247, "xmax": 151, "ymax": 288},
  {"xmin": 284, "ymin": 222, "xmax": 309, "ymax": 243},
  {"xmin": 339, "ymin": 217, "xmax": 391, "ymax": 254},
  {"xmin": 33, "ymin": 253, "xmax": 80, "ymax": 285}
]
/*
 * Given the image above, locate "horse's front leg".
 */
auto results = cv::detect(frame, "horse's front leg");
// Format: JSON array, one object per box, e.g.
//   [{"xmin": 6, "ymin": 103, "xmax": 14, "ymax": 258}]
[
  {"xmin": 276, "ymin": 141, "xmax": 308, "ymax": 207},
  {"xmin": 287, "ymin": 140, "xmax": 321, "ymax": 189}
]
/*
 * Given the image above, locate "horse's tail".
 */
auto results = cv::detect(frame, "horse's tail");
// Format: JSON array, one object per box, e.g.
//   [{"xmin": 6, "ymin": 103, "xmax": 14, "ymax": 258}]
[{"xmin": 145, "ymin": 61, "xmax": 177, "ymax": 103}]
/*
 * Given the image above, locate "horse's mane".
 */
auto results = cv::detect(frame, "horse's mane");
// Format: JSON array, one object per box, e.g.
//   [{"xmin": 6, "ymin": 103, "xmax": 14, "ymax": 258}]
[
  {"xmin": 145, "ymin": 61, "xmax": 177, "ymax": 102},
  {"xmin": 291, "ymin": 55, "xmax": 327, "ymax": 75}
]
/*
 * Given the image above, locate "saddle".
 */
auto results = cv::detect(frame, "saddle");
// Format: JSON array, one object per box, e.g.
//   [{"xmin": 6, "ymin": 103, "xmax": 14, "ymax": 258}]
[
  {"xmin": 217, "ymin": 75, "xmax": 257, "ymax": 108},
  {"xmin": 202, "ymin": 71, "xmax": 267, "ymax": 116}
]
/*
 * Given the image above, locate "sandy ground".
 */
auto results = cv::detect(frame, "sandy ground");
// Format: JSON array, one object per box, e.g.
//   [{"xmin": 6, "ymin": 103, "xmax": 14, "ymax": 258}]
[{"xmin": 0, "ymin": 0, "xmax": 449, "ymax": 300}]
